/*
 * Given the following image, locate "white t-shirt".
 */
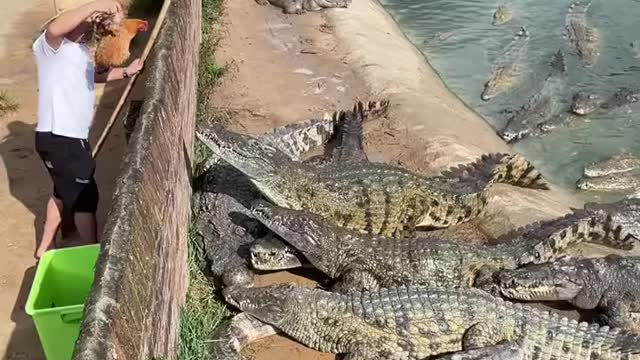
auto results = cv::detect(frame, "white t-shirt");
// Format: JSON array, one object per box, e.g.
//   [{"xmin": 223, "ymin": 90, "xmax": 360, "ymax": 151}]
[{"xmin": 33, "ymin": 31, "xmax": 95, "ymax": 139}]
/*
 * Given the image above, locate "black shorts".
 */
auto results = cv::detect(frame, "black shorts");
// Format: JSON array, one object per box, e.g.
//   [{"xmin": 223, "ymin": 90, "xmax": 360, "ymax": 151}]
[{"xmin": 35, "ymin": 131, "xmax": 99, "ymax": 213}]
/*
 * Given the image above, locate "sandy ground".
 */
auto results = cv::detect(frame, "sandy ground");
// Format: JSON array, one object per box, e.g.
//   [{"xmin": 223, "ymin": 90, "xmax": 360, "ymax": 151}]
[
  {"xmin": 209, "ymin": 1, "xmax": 638, "ymax": 360},
  {"xmin": 0, "ymin": 1, "xmax": 147, "ymax": 358}
]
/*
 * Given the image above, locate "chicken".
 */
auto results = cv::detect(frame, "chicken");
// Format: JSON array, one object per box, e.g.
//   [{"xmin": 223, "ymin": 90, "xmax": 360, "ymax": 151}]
[{"xmin": 94, "ymin": 18, "xmax": 148, "ymax": 69}]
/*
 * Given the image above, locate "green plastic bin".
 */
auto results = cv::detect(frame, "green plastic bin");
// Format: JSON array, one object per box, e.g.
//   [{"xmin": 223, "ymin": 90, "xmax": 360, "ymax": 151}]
[{"xmin": 25, "ymin": 244, "xmax": 101, "ymax": 360}]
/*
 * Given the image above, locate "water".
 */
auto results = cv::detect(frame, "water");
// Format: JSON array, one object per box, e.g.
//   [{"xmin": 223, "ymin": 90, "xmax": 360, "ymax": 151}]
[{"xmin": 377, "ymin": 0, "xmax": 640, "ymax": 201}]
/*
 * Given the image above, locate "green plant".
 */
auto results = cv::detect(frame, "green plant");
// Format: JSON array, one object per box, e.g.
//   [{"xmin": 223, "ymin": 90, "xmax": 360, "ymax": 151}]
[
  {"xmin": 198, "ymin": 0, "xmax": 226, "ymax": 106},
  {"xmin": 177, "ymin": 222, "xmax": 231, "ymax": 360},
  {"xmin": 0, "ymin": 90, "xmax": 19, "ymax": 117},
  {"xmin": 178, "ymin": 0, "xmax": 232, "ymax": 358}
]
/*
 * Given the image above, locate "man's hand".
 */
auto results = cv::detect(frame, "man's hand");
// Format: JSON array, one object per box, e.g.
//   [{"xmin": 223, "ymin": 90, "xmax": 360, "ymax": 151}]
[
  {"xmin": 44, "ymin": 0, "xmax": 123, "ymax": 50},
  {"xmin": 126, "ymin": 58, "xmax": 144, "ymax": 76}
]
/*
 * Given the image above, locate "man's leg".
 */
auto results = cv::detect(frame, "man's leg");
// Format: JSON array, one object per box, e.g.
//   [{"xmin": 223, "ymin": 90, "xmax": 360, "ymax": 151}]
[
  {"xmin": 36, "ymin": 197, "xmax": 64, "ymax": 259},
  {"xmin": 74, "ymin": 212, "xmax": 97, "ymax": 244},
  {"xmin": 73, "ymin": 178, "xmax": 99, "ymax": 244}
]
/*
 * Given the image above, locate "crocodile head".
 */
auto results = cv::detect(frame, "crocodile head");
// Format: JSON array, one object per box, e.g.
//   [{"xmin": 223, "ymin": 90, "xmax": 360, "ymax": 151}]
[
  {"xmin": 481, "ymin": 71, "xmax": 505, "ymax": 101},
  {"xmin": 571, "ymin": 91, "xmax": 601, "ymax": 115},
  {"xmin": 250, "ymin": 199, "xmax": 346, "ymax": 277},
  {"xmin": 223, "ymin": 283, "xmax": 313, "ymax": 328},
  {"xmin": 584, "ymin": 198, "xmax": 640, "ymax": 240},
  {"xmin": 497, "ymin": 119, "xmax": 531, "ymax": 143},
  {"xmin": 583, "ymin": 152, "xmax": 640, "ymax": 178},
  {"xmin": 492, "ymin": 5, "xmax": 512, "ymax": 26},
  {"xmin": 496, "ymin": 258, "xmax": 584, "ymax": 301},
  {"xmin": 195, "ymin": 123, "xmax": 293, "ymax": 181},
  {"xmin": 602, "ymin": 87, "xmax": 640, "ymax": 109},
  {"xmin": 249, "ymin": 235, "xmax": 303, "ymax": 271},
  {"xmin": 576, "ymin": 173, "xmax": 640, "ymax": 192}
]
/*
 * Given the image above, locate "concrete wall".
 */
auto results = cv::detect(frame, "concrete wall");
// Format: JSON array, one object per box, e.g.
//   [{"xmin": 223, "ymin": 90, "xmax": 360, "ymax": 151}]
[{"xmin": 72, "ymin": 0, "xmax": 200, "ymax": 358}]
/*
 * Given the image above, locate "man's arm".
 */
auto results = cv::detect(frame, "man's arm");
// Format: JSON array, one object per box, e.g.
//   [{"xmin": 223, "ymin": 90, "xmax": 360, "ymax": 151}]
[
  {"xmin": 95, "ymin": 58, "xmax": 144, "ymax": 83},
  {"xmin": 46, "ymin": 0, "xmax": 122, "ymax": 50}
]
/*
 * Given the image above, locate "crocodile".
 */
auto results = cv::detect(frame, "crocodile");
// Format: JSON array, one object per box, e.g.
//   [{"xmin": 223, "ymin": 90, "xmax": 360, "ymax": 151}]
[
  {"xmin": 571, "ymin": 87, "xmax": 639, "ymax": 116},
  {"xmin": 582, "ymin": 198, "xmax": 640, "ymax": 239},
  {"xmin": 491, "ymin": 5, "xmax": 512, "ymax": 26},
  {"xmin": 246, "ymin": 198, "xmax": 638, "ymax": 291},
  {"xmin": 481, "ymin": 26, "xmax": 529, "ymax": 101},
  {"xmin": 197, "ymin": 120, "xmax": 551, "ymax": 237},
  {"xmin": 583, "ymin": 152, "xmax": 640, "ymax": 178},
  {"xmin": 632, "ymin": 41, "xmax": 640, "ymax": 59},
  {"xmin": 576, "ymin": 172, "xmax": 640, "ymax": 194},
  {"xmin": 565, "ymin": 1, "xmax": 600, "ymax": 66},
  {"xmin": 193, "ymin": 100, "xmax": 389, "ymax": 281},
  {"xmin": 254, "ymin": 0, "xmax": 351, "ymax": 14},
  {"xmin": 223, "ymin": 282, "xmax": 640, "ymax": 359},
  {"xmin": 496, "ymin": 49, "xmax": 567, "ymax": 143},
  {"xmin": 495, "ymin": 255, "xmax": 640, "ymax": 333}
]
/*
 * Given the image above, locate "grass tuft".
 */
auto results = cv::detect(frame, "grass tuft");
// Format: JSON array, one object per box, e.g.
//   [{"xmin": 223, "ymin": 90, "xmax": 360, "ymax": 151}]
[
  {"xmin": 192, "ymin": 0, "xmax": 229, "ymax": 176},
  {"xmin": 177, "ymin": 223, "xmax": 230, "ymax": 360},
  {"xmin": 0, "ymin": 90, "xmax": 19, "ymax": 117},
  {"xmin": 198, "ymin": 0, "xmax": 227, "ymax": 114},
  {"xmin": 178, "ymin": 0, "xmax": 232, "ymax": 358}
]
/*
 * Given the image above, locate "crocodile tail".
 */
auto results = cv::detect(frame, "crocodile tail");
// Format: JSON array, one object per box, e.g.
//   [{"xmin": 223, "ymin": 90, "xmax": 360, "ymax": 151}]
[
  {"xmin": 439, "ymin": 153, "xmax": 506, "ymax": 193},
  {"xmin": 491, "ymin": 153, "xmax": 550, "ymax": 190},
  {"xmin": 500, "ymin": 208, "xmax": 639, "ymax": 264},
  {"xmin": 331, "ymin": 102, "xmax": 367, "ymax": 162},
  {"xmin": 261, "ymin": 99, "xmax": 389, "ymax": 161},
  {"xmin": 438, "ymin": 153, "xmax": 548, "ymax": 192},
  {"xmin": 550, "ymin": 49, "xmax": 567, "ymax": 74},
  {"xmin": 263, "ymin": 117, "xmax": 337, "ymax": 161}
]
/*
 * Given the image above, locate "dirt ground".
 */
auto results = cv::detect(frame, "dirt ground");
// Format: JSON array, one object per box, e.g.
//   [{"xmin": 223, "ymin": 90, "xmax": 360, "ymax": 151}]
[{"xmin": 0, "ymin": 1, "xmax": 147, "ymax": 358}]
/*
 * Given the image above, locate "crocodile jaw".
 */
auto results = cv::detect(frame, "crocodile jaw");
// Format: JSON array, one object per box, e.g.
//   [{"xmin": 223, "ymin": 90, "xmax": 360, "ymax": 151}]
[
  {"xmin": 195, "ymin": 123, "xmax": 287, "ymax": 182},
  {"xmin": 251, "ymin": 180, "xmax": 301, "ymax": 209},
  {"xmin": 500, "ymin": 284, "xmax": 568, "ymax": 301}
]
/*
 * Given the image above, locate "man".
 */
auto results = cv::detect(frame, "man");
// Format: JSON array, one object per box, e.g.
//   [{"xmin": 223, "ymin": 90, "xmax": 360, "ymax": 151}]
[{"xmin": 33, "ymin": 0, "xmax": 144, "ymax": 259}]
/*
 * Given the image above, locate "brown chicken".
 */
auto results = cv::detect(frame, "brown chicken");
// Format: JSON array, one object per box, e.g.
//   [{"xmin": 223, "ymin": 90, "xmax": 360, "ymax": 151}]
[{"xmin": 94, "ymin": 18, "xmax": 148, "ymax": 69}]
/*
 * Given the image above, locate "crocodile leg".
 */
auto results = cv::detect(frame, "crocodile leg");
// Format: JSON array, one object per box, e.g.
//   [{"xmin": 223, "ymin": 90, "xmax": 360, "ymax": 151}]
[
  {"xmin": 342, "ymin": 348, "xmax": 376, "ymax": 360},
  {"xmin": 222, "ymin": 264, "xmax": 257, "ymax": 288},
  {"xmin": 331, "ymin": 269, "xmax": 380, "ymax": 293},
  {"xmin": 571, "ymin": 287, "xmax": 601, "ymax": 310},
  {"xmin": 211, "ymin": 313, "xmax": 280, "ymax": 360},
  {"xmin": 462, "ymin": 322, "xmax": 512, "ymax": 350},
  {"xmin": 312, "ymin": 0, "xmax": 351, "ymax": 9},
  {"xmin": 596, "ymin": 297, "xmax": 632, "ymax": 330},
  {"xmin": 284, "ymin": 0, "xmax": 306, "ymax": 14},
  {"xmin": 435, "ymin": 341, "xmax": 525, "ymax": 360},
  {"xmin": 626, "ymin": 312, "xmax": 640, "ymax": 334}
]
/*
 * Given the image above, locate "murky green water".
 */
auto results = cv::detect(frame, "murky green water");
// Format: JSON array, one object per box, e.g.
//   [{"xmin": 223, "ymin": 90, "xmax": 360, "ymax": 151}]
[{"xmin": 378, "ymin": 0, "xmax": 640, "ymax": 201}]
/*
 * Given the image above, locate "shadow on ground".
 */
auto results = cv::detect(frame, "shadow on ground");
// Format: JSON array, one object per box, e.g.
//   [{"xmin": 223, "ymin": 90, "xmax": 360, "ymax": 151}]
[{"xmin": 3, "ymin": 267, "xmax": 42, "ymax": 360}]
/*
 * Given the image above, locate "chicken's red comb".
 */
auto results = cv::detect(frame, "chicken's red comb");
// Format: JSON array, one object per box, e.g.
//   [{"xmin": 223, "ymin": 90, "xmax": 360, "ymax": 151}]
[{"xmin": 138, "ymin": 20, "xmax": 149, "ymax": 32}]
